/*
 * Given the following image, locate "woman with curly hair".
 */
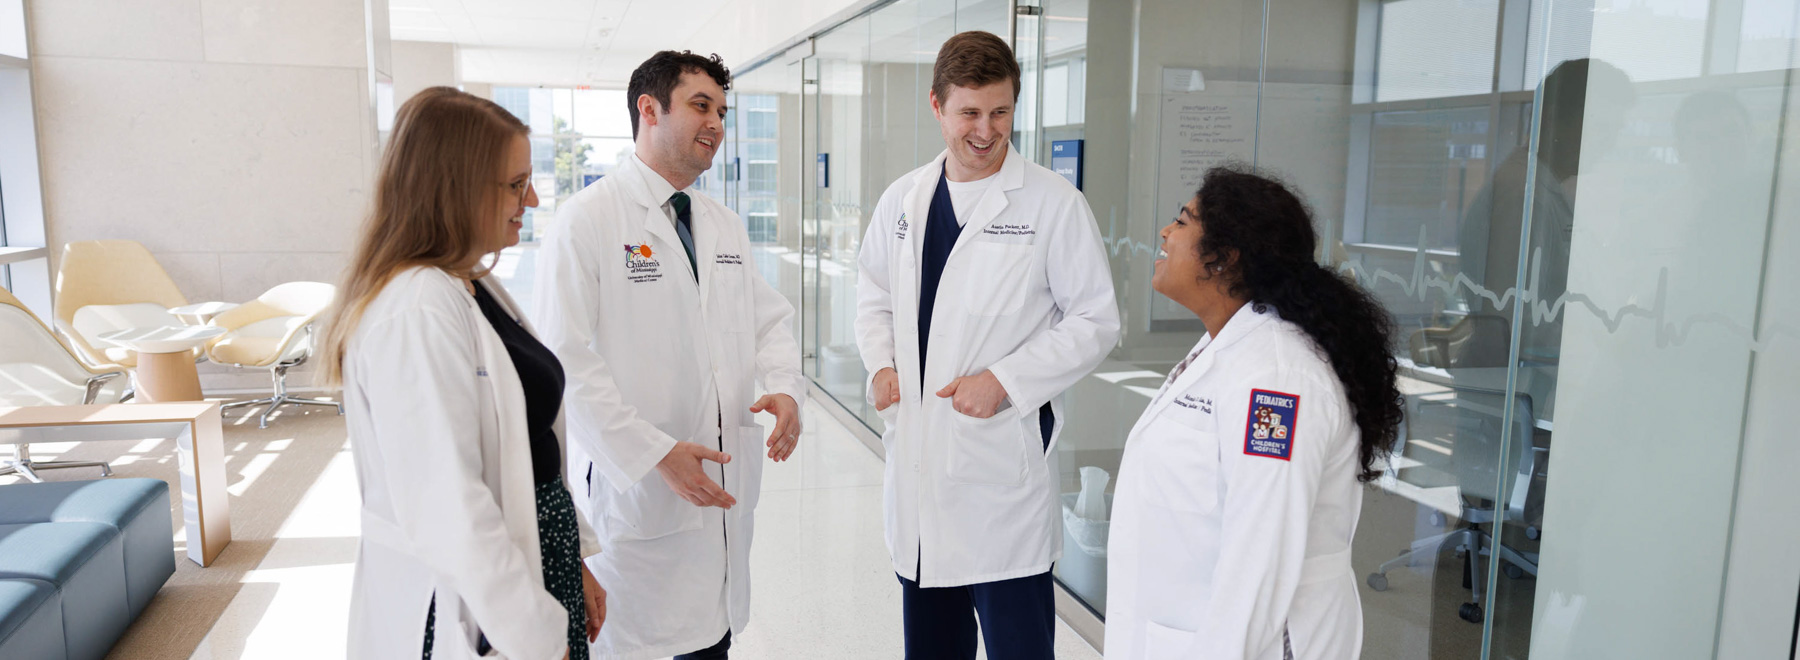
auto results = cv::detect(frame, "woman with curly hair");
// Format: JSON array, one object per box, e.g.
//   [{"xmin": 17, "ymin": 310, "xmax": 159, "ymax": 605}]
[{"xmin": 1105, "ymin": 166, "xmax": 1404, "ymax": 660}]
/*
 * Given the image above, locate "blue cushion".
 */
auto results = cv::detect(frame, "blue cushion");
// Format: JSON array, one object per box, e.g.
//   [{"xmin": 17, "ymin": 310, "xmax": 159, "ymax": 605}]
[
  {"xmin": 0, "ymin": 479, "xmax": 175, "ymax": 617},
  {"xmin": 0, "ymin": 578, "xmax": 65, "ymax": 660},
  {"xmin": 0, "ymin": 522, "xmax": 116, "ymax": 584},
  {"xmin": 0, "ymin": 523, "xmax": 129, "ymax": 660},
  {"xmin": 0, "ymin": 478, "xmax": 168, "ymax": 527}
]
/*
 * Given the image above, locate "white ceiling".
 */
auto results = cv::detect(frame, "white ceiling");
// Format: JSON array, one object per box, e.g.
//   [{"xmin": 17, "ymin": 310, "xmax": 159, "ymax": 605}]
[
  {"xmin": 391, "ymin": 0, "xmax": 861, "ymax": 88},
  {"xmin": 389, "ymin": 0, "xmax": 1085, "ymax": 89}
]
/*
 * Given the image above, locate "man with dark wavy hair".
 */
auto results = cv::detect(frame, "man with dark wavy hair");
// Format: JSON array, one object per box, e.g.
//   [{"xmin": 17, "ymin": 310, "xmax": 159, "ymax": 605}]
[{"xmin": 538, "ymin": 50, "xmax": 806, "ymax": 660}]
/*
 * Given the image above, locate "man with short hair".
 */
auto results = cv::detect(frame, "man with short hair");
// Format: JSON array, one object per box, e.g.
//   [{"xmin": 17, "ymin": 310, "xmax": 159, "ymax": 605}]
[
  {"xmin": 536, "ymin": 50, "xmax": 806, "ymax": 660},
  {"xmin": 854, "ymin": 31, "xmax": 1121, "ymax": 660}
]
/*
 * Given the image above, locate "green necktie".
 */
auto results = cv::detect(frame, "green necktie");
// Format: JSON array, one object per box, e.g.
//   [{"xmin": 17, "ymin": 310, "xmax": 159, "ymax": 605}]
[{"xmin": 670, "ymin": 192, "xmax": 698, "ymax": 281}]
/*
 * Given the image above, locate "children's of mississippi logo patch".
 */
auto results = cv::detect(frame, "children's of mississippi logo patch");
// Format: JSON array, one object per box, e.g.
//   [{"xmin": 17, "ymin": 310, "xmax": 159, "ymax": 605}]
[
  {"xmin": 1243, "ymin": 389, "xmax": 1299, "ymax": 460},
  {"xmin": 623, "ymin": 243, "xmax": 663, "ymax": 283}
]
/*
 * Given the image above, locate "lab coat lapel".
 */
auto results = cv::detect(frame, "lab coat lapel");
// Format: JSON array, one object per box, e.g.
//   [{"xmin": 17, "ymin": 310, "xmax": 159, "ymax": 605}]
[
  {"xmin": 693, "ymin": 198, "xmax": 720, "ymax": 309},
  {"xmin": 945, "ymin": 145, "xmax": 1025, "ymax": 260},
  {"xmin": 460, "ymin": 281, "xmax": 541, "ymax": 568},
  {"xmin": 618, "ymin": 159, "xmax": 688, "ymax": 281},
  {"xmin": 1139, "ymin": 304, "xmax": 1276, "ymax": 425},
  {"xmin": 886, "ymin": 158, "xmax": 939, "ymax": 402},
  {"xmin": 901, "ymin": 152, "xmax": 946, "ymax": 281},
  {"xmin": 1132, "ymin": 333, "xmax": 1215, "ymax": 441}
]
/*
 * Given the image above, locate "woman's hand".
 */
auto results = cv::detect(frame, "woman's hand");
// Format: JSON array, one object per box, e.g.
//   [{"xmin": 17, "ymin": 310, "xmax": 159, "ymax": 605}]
[{"xmin": 581, "ymin": 563, "xmax": 606, "ymax": 642}]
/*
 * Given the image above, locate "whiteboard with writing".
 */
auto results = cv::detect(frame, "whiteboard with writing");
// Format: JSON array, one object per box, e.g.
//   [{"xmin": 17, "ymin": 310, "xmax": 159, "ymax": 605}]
[{"xmin": 1151, "ymin": 68, "xmax": 1260, "ymax": 327}]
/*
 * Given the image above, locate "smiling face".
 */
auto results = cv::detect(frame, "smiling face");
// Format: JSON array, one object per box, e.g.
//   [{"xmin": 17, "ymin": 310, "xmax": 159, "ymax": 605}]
[
  {"xmin": 931, "ymin": 81, "xmax": 1013, "ymax": 181},
  {"xmin": 486, "ymin": 134, "xmax": 537, "ymax": 254},
  {"xmin": 637, "ymin": 69, "xmax": 726, "ymax": 188},
  {"xmin": 1153, "ymin": 195, "xmax": 1208, "ymax": 300}
]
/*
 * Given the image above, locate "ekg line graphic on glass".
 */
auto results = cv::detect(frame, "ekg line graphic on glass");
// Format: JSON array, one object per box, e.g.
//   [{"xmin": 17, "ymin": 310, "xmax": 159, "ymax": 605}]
[
  {"xmin": 1100, "ymin": 209, "xmax": 1161, "ymax": 259},
  {"xmin": 1340, "ymin": 227, "xmax": 1794, "ymax": 353},
  {"xmin": 830, "ymin": 201, "xmax": 1787, "ymax": 354}
]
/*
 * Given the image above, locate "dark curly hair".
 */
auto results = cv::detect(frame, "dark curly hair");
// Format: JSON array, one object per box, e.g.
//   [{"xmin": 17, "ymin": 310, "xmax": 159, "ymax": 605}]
[
  {"xmin": 627, "ymin": 50, "xmax": 732, "ymax": 139},
  {"xmin": 1193, "ymin": 165, "xmax": 1403, "ymax": 482}
]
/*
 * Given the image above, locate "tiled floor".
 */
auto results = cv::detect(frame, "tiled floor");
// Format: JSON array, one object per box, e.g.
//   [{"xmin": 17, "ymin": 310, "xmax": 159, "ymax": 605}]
[{"xmin": 175, "ymin": 397, "xmax": 1102, "ymax": 659}]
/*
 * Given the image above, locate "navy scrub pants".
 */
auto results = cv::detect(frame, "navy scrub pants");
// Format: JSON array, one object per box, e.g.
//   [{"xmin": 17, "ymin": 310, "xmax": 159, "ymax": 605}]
[
  {"xmin": 674, "ymin": 631, "xmax": 731, "ymax": 660},
  {"xmin": 897, "ymin": 569, "xmax": 1056, "ymax": 660}
]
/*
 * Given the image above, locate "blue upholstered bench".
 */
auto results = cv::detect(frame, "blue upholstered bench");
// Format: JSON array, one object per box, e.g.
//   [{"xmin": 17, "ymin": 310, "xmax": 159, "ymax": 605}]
[{"xmin": 0, "ymin": 479, "xmax": 176, "ymax": 660}]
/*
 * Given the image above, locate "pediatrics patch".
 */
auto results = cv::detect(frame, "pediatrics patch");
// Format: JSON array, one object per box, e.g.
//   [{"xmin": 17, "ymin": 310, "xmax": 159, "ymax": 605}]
[{"xmin": 1243, "ymin": 389, "xmax": 1299, "ymax": 460}]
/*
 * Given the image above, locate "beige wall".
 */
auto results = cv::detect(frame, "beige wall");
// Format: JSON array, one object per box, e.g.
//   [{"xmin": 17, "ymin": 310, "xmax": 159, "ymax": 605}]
[
  {"xmin": 391, "ymin": 40, "xmax": 458, "ymax": 109},
  {"xmin": 28, "ymin": 0, "xmax": 386, "ymax": 389}
]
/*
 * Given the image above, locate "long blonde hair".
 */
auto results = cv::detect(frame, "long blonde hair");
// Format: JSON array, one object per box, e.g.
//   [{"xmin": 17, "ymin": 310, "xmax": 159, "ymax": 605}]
[{"xmin": 317, "ymin": 86, "xmax": 528, "ymax": 387}]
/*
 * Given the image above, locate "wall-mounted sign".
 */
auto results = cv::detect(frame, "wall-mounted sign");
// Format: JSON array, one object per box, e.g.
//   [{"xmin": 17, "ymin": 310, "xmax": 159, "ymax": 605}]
[{"xmin": 1051, "ymin": 139, "xmax": 1084, "ymax": 191}]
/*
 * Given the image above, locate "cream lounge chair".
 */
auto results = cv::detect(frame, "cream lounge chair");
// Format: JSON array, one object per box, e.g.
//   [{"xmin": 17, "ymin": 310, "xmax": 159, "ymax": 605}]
[
  {"xmin": 53, "ymin": 240, "xmax": 191, "ymax": 369},
  {"xmin": 0, "ymin": 287, "xmax": 128, "ymax": 481},
  {"xmin": 207, "ymin": 282, "xmax": 343, "ymax": 428}
]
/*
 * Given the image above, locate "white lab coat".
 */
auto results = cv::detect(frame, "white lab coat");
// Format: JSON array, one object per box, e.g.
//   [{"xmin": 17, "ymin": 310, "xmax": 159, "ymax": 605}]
[
  {"xmin": 1105, "ymin": 304, "xmax": 1364, "ymax": 660},
  {"xmin": 534, "ymin": 155, "xmax": 807, "ymax": 660},
  {"xmin": 854, "ymin": 147, "xmax": 1121, "ymax": 587},
  {"xmin": 343, "ymin": 267, "xmax": 601, "ymax": 660}
]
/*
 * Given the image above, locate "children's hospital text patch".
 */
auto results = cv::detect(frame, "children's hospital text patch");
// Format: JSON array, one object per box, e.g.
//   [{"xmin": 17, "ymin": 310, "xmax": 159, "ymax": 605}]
[{"xmin": 1243, "ymin": 389, "xmax": 1299, "ymax": 460}]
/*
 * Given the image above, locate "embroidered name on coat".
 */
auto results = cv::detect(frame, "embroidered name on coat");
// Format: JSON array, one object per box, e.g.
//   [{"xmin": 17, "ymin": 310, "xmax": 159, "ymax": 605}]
[{"xmin": 981, "ymin": 223, "xmax": 1036, "ymax": 236}]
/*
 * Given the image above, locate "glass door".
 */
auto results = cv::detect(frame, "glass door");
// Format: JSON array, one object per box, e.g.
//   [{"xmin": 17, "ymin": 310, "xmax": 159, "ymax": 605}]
[
  {"xmin": 730, "ymin": 58, "xmax": 805, "ymax": 345},
  {"xmin": 804, "ymin": 17, "xmax": 883, "ymax": 426}
]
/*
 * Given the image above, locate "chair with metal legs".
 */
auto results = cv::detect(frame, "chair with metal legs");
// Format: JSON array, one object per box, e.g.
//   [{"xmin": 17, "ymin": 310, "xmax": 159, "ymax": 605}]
[
  {"xmin": 0, "ymin": 287, "xmax": 130, "ymax": 481},
  {"xmin": 205, "ymin": 282, "xmax": 342, "ymax": 428},
  {"xmin": 1367, "ymin": 387, "xmax": 1543, "ymax": 624}
]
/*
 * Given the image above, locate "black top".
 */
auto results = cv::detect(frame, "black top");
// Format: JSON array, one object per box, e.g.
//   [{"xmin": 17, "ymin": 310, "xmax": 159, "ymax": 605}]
[
  {"xmin": 472, "ymin": 282, "xmax": 566, "ymax": 485},
  {"xmin": 917, "ymin": 164, "xmax": 961, "ymax": 381}
]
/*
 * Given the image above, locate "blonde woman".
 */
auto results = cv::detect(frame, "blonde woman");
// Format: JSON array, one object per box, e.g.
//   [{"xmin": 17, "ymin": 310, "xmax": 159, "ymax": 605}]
[{"xmin": 321, "ymin": 86, "xmax": 605, "ymax": 660}]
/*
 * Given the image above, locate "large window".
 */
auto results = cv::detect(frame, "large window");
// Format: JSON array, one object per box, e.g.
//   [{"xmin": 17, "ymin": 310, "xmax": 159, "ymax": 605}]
[
  {"xmin": 1375, "ymin": 0, "xmax": 1501, "ymax": 102},
  {"xmin": 493, "ymin": 87, "xmax": 637, "ymax": 242},
  {"xmin": 0, "ymin": 0, "xmax": 51, "ymax": 316},
  {"xmin": 737, "ymin": 95, "xmax": 781, "ymax": 244}
]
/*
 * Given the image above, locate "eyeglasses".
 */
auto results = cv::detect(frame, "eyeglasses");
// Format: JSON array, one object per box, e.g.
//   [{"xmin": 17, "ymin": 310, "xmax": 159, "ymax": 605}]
[{"xmin": 503, "ymin": 177, "xmax": 533, "ymax": 206}]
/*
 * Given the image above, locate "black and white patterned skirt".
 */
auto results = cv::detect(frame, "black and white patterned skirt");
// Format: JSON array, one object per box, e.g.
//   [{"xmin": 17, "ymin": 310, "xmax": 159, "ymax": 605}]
[{"xmin": 424, "ymin": 477, "xmax": 590, "ymax": 660}]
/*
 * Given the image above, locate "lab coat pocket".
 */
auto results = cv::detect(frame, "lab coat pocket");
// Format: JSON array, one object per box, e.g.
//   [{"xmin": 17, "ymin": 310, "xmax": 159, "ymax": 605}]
[
  {"xmin": 1143, "ymin": 620, "xmax": 1198, "ymax": 660},
  {"xmin": 960, "ymin": 242, "xmax": 1033, "ymax": 317},
  {"xmin": 735, "ymin": 426, "xmax": 766, "ymax": 510},
  {"xmin": 604, "ymin": 476, "xmax": 705, "ymax": 541},
  {"xmin": 876, "ymin": 405, "xmax": 900, "ymax": 455},
  {"xmin": 708, "ymin": 263, "xmax": 754, "ymax": 332},
  {"xmin": 945, "ymin": 408, "xmax": 1029, "ymax": 487},
  {"xmin": 1143, "ymin": 420, "xmax": 1221, "ymax": 514}
]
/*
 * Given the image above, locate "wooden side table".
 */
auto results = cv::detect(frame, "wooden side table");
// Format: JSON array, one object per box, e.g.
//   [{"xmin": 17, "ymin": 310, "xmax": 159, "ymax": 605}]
[
  {"xmin": 0, "ymin": 403, "xmax": 231, "ymax": 566},
  {"xmin": 96, "ymin": 326, "xmax": 227, "ymax": 402}
]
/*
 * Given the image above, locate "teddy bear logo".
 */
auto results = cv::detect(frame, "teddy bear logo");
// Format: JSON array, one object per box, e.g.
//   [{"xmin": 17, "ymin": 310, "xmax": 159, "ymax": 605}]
[{"xmin": 1252, "ymin": 406, "xmax": 1289, "ymax": 441}]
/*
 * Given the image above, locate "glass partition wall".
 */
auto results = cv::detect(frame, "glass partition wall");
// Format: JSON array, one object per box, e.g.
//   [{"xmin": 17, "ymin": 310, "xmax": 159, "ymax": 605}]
[{"xmin": 725, "ymin": 0, "xmax": 1800, "ymax": 656}]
